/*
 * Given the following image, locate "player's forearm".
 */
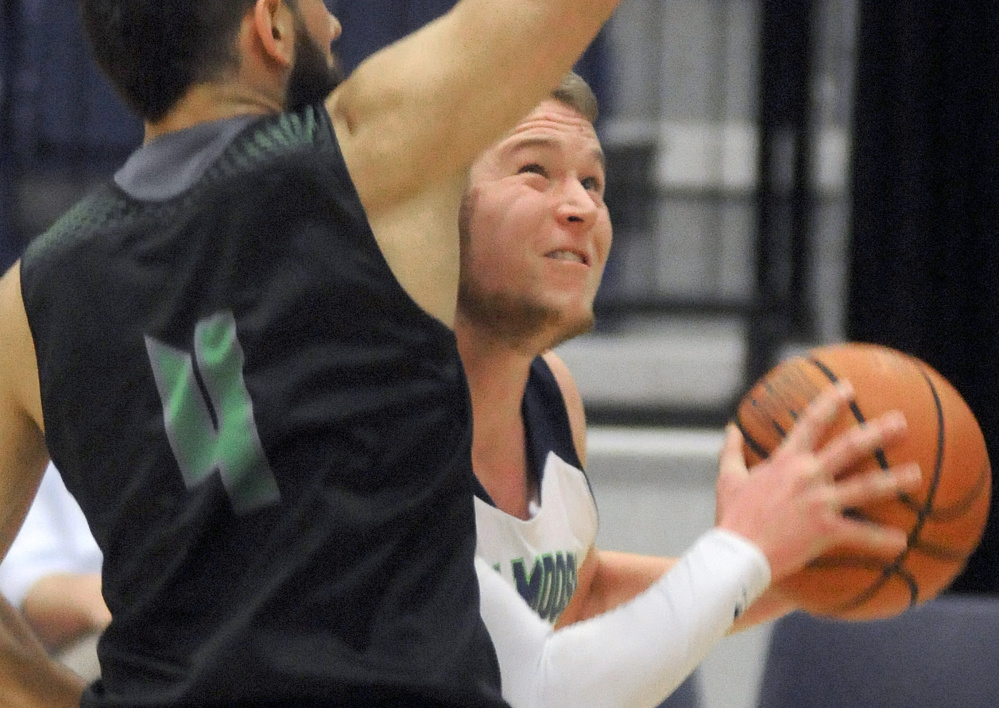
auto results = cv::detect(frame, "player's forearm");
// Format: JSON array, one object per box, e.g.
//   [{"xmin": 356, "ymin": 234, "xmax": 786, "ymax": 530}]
[
  {"xmin": 22, "ymin": 573, "xmax": 110, "ymax": 652},
  {"xmin": 479, "ymin": 529, "xmax": 771, "ymax": 708},
  {"xmin": 0, "ymin": 594, "xmax": 86, "ymax": 708},
  {"xmin": 563, "ymin": 548, "xmax": 788, "ymax": 634},
  {"xmin": 336, "ymin": 0, "xmax": 621, "ymax": 198}
]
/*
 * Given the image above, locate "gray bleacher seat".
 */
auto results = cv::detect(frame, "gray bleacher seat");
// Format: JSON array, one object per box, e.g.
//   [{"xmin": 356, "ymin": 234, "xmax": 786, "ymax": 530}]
[{"xmin": 756, "ymin": 595, "xmax": 999, "ymax": 708}]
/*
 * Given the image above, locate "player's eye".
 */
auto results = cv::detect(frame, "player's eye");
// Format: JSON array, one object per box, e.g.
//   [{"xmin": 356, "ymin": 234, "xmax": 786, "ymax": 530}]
[
  {"xmin": 518, "ymin": 163, "xmax": 548, "ymax": 178},
  {"xmin": 581, "ymin": 176, "xmax": 602, "ymax": 192}
]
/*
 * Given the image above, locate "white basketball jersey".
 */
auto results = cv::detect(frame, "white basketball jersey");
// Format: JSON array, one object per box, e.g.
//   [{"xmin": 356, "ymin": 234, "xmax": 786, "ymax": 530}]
[
  {"xmin": 475, "ymin": 451, "xmax": 598, "ymax": 624},
  {"xmin": 473, "ymin": 357, "xmax": 598, "ymax": 625}
]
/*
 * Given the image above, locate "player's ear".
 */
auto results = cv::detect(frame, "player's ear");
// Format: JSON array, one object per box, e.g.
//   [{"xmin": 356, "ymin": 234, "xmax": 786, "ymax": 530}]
[{"xmin": 252, "ymin": 0, "xmax": 296, "ymax": 67}]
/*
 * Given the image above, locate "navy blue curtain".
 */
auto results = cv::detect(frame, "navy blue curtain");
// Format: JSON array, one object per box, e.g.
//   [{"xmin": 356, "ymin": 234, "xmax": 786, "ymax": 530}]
[
  {"xmin": 11, "ymin": 1, "xmax": 140, "ymax": 161},
  {"xmin": 328, "ymin": 0, "xmax": 454, "ymax": 73},
  {"xmin": 1, "ymin": 1, "xmax": 19, "ymax": 272},
  {"xmin": 849, "ymin": 3, "xmax": 999, "ymax": 594},
  {"xmin": 327, "ymin": 0, "xmax": 607, "ymax": 120},
  {"xmin": 0, "ymin": 0, "xmax": 141, "ymax": 268}
]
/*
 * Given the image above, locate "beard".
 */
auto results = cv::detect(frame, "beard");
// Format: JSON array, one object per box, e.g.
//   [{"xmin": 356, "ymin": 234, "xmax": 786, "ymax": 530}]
[
  {"xmin": 285, "ymin": 26, "xmax": 344, "ymax": 112},
  {"xmin": 457, "ymin": 192, "xmax": 596, "ymax": 352},
  {"xmin": 458, "ymin": 281, "xmax": 596, "ymax": 354}
]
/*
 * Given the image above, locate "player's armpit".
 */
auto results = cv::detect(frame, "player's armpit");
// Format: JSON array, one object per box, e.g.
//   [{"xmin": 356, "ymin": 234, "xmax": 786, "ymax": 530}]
[{"xmin": 357, "ymin": 175, "xmax": 467, "ymax": 326}]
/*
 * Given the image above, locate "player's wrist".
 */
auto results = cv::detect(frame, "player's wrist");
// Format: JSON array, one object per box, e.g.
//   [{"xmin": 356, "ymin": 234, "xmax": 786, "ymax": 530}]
[{"xmin": 697, "ymin": 528, "xmax": 772, "ymax": 615}]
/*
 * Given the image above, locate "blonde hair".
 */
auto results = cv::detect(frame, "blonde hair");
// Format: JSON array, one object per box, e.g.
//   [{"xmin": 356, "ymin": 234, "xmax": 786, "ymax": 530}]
[{"xmin": 551, "ymin": 72, "xmax": 599, "ymax": 123}]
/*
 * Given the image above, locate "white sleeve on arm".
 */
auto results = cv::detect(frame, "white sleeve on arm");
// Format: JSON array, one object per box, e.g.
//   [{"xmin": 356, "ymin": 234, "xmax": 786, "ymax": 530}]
[{"xmin": 477, "ymin": 528, "xmax": 771, "ymax": 708}]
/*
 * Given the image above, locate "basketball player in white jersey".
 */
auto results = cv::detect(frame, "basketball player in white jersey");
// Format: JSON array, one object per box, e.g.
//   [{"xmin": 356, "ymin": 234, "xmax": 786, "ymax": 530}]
[
  {"xmin": 456, "ymin": 73, "xmax": 922, "ymax": 707},
  {"xmin": 461, "ymin": 73, "xmax": 775, "ymax": 631}
]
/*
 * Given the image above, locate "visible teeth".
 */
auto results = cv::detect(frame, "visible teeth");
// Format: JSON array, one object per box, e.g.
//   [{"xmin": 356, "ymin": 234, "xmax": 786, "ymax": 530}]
[{"xmin": 548, "ymin": 250, "xmax": 585, "ymax": 264}]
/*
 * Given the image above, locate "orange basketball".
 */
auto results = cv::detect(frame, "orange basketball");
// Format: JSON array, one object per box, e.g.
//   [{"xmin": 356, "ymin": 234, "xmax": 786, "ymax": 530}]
[{"xmin": 734, "ymin": 342, "xmax": 991, "ymax": 620}]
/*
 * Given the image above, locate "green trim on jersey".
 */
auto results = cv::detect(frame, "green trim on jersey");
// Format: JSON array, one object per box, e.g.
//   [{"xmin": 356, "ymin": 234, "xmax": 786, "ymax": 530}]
[{"xmin": 23, "ymin": 106, "xmax": 332, "ymax": 268}]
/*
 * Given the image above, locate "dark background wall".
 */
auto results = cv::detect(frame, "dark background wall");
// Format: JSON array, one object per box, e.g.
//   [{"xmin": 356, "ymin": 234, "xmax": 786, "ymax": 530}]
[{"xmin": 849, "ymin": 2, "xmax": 999, "ymax": 593}]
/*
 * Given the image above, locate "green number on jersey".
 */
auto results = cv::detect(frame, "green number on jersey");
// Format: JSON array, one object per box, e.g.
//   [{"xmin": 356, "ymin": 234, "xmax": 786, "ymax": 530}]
[{"xmin": 145, "ymin": 311, "xmax": 280, "ymax": 514}]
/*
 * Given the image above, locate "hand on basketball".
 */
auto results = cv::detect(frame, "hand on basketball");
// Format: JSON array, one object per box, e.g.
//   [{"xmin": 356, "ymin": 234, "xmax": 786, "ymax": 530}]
[{"xmin": 715, "ymin": 381, "xmax": 922, "ymax": 585}]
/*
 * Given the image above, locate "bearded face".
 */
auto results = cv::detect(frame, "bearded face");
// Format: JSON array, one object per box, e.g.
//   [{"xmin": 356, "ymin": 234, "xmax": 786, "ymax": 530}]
[
  {"xmin": 457, "ymin": 101, "xmax": 612, "ymax": 354},
  {"xmin": 284, "ymin": 17, "xmax": 344, "ymax": 112},
  {"xmin": 459, "ymin": 191, "xmax": 596, "ymax": 352}
]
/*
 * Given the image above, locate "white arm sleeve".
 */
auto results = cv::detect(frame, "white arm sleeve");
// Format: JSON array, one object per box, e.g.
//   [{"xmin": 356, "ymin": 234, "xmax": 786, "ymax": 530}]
[{"xmin": 477, "ymin": 528, "xmax": 770, "ymax": 708}]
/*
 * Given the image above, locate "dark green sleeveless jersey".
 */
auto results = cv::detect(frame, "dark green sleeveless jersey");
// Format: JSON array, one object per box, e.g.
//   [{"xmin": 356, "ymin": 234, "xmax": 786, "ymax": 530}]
[{"xmin": 19, "ymin": 105, "xmax": 506, "ymax": 708}]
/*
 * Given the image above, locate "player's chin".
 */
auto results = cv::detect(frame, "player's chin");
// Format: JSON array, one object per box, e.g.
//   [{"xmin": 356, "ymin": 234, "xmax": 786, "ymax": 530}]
[{"xmin": 545, "ymin": 307, "xmax": 596, "ymax": 348}]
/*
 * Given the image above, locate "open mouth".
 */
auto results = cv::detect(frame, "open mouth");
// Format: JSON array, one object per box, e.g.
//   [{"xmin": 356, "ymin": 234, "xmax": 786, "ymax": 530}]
[{"xmin": 545, "ymin": 250, "xmax": 589, "ymax": 266}]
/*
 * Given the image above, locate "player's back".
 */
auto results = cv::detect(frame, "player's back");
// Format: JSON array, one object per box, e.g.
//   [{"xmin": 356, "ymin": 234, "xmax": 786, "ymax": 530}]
[{"xmin": 19, "ymin": 106, "xmax": 505, "ymax": 708}]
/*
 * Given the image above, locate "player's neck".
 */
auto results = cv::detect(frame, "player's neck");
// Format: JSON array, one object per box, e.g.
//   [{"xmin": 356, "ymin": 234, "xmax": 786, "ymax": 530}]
[
  {"xmin": 458, "ymin": 326, "xmax": 539, "ymax": 519},
  {"xmin": 472, "ymin": 415, "xmax": 536, "ymax": 520},
  {"xmin": 144, "ymin": 83, "xmax": 284, "ymax": 144},
  {"xmin": 456, "ymin": 318, "xmax": 536, "ymax": 405},
  {"xmin": 459, "ymin": 343, "xmax": 535, "ymax": 448}
]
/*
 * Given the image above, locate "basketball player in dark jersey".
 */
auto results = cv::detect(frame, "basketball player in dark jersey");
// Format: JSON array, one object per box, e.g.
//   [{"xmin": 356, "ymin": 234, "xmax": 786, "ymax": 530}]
[
  {"xmin": 0, "ymin": 5, "xmax": 919, "ymax": 707},
  {"xmin": 0, "ymin": 67, "xmax": 921, "ymax": 706},
  {"xmin": 0, "ymin": 0, "xmax": 622, "ymax": 705}
]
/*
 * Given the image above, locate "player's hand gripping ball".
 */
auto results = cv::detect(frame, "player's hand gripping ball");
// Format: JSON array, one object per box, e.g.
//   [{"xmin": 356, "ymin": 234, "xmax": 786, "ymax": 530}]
[{"xmin": 735, "ymin": 342, "xmax": 991, "ymax": 620}]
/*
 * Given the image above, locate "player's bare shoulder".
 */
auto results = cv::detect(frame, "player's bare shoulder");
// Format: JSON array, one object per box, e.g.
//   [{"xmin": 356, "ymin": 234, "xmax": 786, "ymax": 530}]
[{"xmin": 542, "ymin": 350, "xmax": 588, "ymax": 467}]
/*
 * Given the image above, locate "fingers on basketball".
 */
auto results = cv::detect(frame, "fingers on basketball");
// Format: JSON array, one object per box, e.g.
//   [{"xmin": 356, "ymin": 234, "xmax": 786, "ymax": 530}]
[{"xmin": 734, "ymin": 342, "xmax": 991, "ymax": 620}]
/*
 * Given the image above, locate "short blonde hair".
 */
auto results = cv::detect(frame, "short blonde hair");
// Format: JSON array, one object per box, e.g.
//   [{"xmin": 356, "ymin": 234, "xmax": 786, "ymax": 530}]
[{"xmin": 551, "ymin": 72, "xmax": 599, "ymax": 123}]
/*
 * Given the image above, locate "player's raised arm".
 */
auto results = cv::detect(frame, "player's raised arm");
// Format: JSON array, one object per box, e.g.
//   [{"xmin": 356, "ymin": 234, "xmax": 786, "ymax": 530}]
[
  {"xmin": 328, "ymin": 1, "xmax": 620, "ymax": 323},
  {"xmin": 330, "ymin": 0, "xmax": 619, "ymax": 207}
]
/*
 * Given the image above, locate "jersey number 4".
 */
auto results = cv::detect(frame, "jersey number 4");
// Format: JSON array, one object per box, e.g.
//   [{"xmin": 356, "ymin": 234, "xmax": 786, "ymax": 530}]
[{"xmin": 144, "ymin": 310, "xmax": 280, "ymax": 514}]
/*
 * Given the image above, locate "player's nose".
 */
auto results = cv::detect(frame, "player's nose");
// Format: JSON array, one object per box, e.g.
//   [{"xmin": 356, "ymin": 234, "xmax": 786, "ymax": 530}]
[{"xmin": 556, "ymin": 179, "xmax": 598, "ymax": 226}]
